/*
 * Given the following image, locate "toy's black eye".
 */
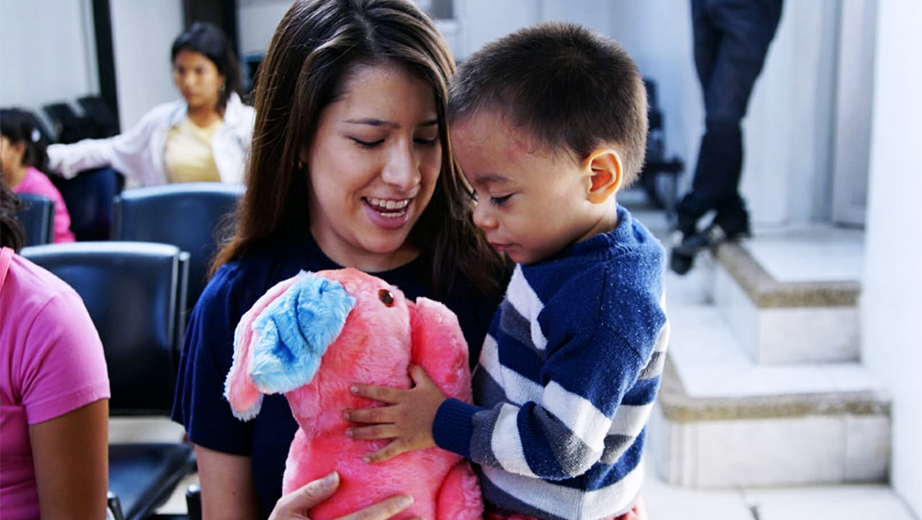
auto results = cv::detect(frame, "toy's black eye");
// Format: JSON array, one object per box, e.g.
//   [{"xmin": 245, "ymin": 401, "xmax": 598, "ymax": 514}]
[{"xmin": 378, "ymin": 289, "xmax": 394, "ymax": 307}]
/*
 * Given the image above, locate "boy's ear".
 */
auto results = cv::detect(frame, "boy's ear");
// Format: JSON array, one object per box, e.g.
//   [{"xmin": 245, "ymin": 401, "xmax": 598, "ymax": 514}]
[{"xmin": 583, "ymin": 148, "xmax": 622, "ymax": 204}]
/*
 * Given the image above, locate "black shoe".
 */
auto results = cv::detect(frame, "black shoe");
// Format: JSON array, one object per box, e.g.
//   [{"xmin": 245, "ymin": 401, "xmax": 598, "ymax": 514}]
[
  {"xmin": 673, "ymin": 223, "xmax": 748, "ymax": 256},
  {"xmin": 669, "ymin": 247, "xmax": 695, "ymax": 275},
  {"xmin": 668, "ymin": 230, "xmax": 696, "ymax": 275}
]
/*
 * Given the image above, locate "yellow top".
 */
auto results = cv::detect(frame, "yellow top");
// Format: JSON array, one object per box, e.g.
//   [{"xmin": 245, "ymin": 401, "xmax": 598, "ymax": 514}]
[{"xmin": 164, "ymin": 117, "xmax": 222, "ymax": 183}]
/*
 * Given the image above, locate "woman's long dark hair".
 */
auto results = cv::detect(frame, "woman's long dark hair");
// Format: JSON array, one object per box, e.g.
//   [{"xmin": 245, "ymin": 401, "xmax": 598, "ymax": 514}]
[
  {"xmin": 1, "ymin": 178, "xmax": 25, "ymax": 252},
  {"xmin": 0, "ymin": 108, "xmax": 49, "ymax": 173},
  {"xmin": 212, "ymin": 0, "xmax": 505, "ymax": 298},
  {"xmin": 171, "ymin": 21, "xmax": 242, "ymax": 112}
]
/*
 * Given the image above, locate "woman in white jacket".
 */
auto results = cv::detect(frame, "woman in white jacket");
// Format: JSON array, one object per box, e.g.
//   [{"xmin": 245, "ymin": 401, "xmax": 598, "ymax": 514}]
[{"xmin": 47, "ymin": 22, "xmax": 255, "ymax": 187}]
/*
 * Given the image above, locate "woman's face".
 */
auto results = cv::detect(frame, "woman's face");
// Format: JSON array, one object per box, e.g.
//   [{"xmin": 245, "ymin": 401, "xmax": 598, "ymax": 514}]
[
  {"xmin": 304, "ymin": 63, "xmax": 442, "ymax": 272},
  {"xmin": 0, "ymin": 136, "xmax": 24, "ymax": 179},
  {"xmin": 172, "ymin": 50, "xmax": 224, "ymax": 112}
]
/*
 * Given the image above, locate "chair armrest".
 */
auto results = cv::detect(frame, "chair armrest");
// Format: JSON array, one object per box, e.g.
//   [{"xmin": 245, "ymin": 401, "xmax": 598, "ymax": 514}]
[{"xmin": 107, "ymin": 490, "xmax": 125, "ymax": 520}]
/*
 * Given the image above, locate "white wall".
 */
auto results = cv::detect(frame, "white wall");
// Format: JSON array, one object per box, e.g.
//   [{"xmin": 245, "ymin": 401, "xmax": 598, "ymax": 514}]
[
  {"xmin": 236, "ymin": 0, "xmax": 459, "ymax": 58},
  {"xmin": 238, "ymin": 0, "xmax": 291, "ymax": 57},
  {"xmin": 0, "ymin": 0, "xmax": 183, "ymax": 136},
  {"xmin": 0, "ymin": 0, "xmax": 98, "ymax": 119},
  {"xmin": 447, "ymin": 0, "xmax": 839, "ymax": 226},
  {"xmin": 862, "ymin": 0, "xmax": 922, "ymax": 515},
  {"xmin": 454, "ymin": 0, "xmax": 612, "ymax": 61},
  {"xmin": 832, "ymin": 0, "xmax": 876, "ymax": 227},
  {"xmin": 109, "ymin": 0, "xmax": 183, "ymax": 131},
  {"xmin": 608, "ymin": 0, "xmax": 839, "ymax": 227}
]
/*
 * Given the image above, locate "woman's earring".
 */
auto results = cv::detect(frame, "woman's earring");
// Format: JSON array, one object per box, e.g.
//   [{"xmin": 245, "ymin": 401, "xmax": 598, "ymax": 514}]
[
  {"xmin": 297, "ymin": 160, "xmax": 305, "ymax": 170},
  {"xmin": 220, "ymin": 83, "xmax": 226, "ymax": 95}
]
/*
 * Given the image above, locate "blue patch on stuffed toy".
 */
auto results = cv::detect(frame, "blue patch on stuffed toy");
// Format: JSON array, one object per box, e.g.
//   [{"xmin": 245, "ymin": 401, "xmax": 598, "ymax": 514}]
[{"xmin": 249, "ymin": 272, "xmax": 356, "ymax": 394}]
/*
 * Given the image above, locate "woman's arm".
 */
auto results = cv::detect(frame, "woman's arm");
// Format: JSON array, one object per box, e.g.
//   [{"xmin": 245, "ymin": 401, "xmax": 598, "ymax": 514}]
[
  {"xmin": 29, "ymin": 399, "xmax": 109, "ymax": 520},
  {"xmin": 195, "ymin": 444, "xmax": 261, "ymax": 520},
  {"xmin": 46, "ymin": 101, "xmax": 177, "ymax": 180}
]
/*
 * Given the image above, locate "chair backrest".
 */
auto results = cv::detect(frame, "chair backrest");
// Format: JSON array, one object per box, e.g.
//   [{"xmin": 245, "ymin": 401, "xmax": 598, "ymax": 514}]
[
  {"xmin": 43, "ymin": 101, "xmax": 100, "ymax": 143},
  {"xmin": 21, "ymin": 242, "xmax": 188, "ymax": 416},
  {"xmin": 77, "ymin": 95, "xmax": 120, "ymax": 138},
  {"xmin": 112, "ymin": 182, "xmax": 243, "ymax": 311},
  {"xmin": 50, "ymin": 167, "xmax": 124, "ymax": 241},
  {"xmin": 14, "ymin": 193, "xmax": 55, "ymax": 246}
]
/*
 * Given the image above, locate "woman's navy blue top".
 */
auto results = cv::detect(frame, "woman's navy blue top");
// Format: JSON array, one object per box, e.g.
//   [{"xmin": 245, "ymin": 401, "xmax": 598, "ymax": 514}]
[{"xmin": 171, "ymin": 233, "xmax": 499, "ymax": 518}]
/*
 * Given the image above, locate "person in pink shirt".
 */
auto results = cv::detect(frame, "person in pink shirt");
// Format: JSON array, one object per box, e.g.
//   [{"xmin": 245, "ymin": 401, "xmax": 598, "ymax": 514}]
[
  {"xmin": 1, "ymin": 108, "xmax": 76, "ymax": 243},
  {"xmin": 0, "ymin": 180, "xmax": 110, "ymax": 519}
]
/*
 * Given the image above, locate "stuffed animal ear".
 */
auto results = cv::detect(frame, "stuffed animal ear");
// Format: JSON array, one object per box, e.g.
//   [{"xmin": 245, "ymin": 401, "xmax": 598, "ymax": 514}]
[
  {"xmin": 410, "ymin": 297, "xmax": 473, "ymax": 403},
  {"xmin": 225, "ymin": 275, "xmax": 304, "ymax": 420},
  {"xmin": 224, "ymin": 271, "xmax": 356, "ymax": 420},
  {"xmin": 248, "ymin": 271, "xmax": 355, "ymax": 394}
]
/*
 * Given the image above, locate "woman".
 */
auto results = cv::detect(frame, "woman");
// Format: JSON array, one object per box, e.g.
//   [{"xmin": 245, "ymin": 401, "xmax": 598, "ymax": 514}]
[
  {"xmin": 46, "ymin": 22, "xmax": 254, "ymax": 187},
  {"xmin": 0, "ymin": 180, "xmax": 109, "ymax": 519},
  {"xmin": 1, "ymin": 108, "xmax": 75, "ymax": 242},
  {"xmin": 170, "ymin": 0, "xmax": 507, "ymax": 517}
]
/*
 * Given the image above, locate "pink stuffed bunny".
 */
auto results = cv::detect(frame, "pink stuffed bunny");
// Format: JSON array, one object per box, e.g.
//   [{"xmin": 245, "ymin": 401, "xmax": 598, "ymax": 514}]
[{"xmin": 224, "ymin": 268, "xmax": 482, "ymax": 520}]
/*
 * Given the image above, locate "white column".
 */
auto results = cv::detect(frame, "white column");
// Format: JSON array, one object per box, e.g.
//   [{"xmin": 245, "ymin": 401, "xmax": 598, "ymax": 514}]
[
  {"xmin": 861, "ymin": 0, "xmax": 922, "ymax": 515},
  {"xmin": 109, "ymin": 0, "xmax": 183, "ymax": 130}
]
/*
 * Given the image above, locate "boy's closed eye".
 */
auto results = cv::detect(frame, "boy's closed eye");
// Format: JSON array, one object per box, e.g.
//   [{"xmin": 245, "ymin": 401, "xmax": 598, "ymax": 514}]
[
  {"xmin": 489, "ymin": 194, "xmax": 512, "ymax": 206},
  {"xmin": 471, "ymin": 191, "xmax": 513, "ymax": 206}
]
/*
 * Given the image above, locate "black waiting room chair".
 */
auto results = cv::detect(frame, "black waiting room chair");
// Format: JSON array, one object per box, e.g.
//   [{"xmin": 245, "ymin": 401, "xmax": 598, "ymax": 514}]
[
  {"xmin": 112, "ymin": 182, "xmax": 243, "ymax": 316},
  {"xmin": 21, "ymin": 241, "xmax": 194, "ymax": 520},
  {"xmin": 50, "ymin": 166, "xmax": 125, "ymax": 241},
  {"xmin": 14, "ymin": 193, "xmax": 55, "ymax": 246}
]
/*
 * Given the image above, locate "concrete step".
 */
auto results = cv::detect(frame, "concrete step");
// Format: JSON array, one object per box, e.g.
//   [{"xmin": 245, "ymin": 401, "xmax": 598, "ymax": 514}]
[
  {"xmin": 649, "ymin": 265, "xmax": 890, "ymax": 488},
  {"xmin": 708, "ymin": 225, "xmax": 864, "ymax": 364}
]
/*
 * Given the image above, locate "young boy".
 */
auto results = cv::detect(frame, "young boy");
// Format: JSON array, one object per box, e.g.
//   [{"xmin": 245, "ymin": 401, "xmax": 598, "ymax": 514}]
[{"xmin": 347, "ymin": 22, "xmax": 668, "ymax": 520}]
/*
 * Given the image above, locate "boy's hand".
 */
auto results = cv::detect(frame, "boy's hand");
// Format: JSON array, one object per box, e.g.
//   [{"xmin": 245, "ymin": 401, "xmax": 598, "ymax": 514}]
[{"xmin": 344, "ymin": 364, "xmax": 446, "ymax": 463}]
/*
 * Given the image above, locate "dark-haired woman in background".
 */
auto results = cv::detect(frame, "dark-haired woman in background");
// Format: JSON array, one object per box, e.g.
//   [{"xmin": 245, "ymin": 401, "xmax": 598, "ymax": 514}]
[
  {"xmin": 46, "ymin": 22, "xmax": 254, "ymax": 187},
  {"xmin": 1, "ymin": 108, "xmax": 75, "ymax": 242}
]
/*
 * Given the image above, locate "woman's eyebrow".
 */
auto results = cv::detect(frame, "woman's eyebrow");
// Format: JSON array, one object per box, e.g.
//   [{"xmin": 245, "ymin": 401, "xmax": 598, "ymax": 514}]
[{"xmin": 343, "ymin": 118, "xmax": 439, "ymax": 128}]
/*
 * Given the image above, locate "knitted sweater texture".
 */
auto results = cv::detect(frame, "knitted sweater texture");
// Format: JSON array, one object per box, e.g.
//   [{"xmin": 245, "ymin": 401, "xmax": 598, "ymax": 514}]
[{"xmin": 434, "ymin": 206, "xmax": 669, "ymax": 520}]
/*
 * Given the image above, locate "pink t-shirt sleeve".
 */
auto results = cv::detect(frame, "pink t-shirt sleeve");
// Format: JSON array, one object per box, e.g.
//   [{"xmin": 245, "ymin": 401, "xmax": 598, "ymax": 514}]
[{"xmin": 19, "ymin": 289, "xmax": 110, "ymax": 425}]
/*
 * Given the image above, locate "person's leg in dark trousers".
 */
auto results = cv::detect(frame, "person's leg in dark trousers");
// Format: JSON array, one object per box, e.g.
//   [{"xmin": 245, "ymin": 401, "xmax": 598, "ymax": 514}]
[{"xmin": 673, "ymin": 0, "xmax": 783, "ymax": 273}]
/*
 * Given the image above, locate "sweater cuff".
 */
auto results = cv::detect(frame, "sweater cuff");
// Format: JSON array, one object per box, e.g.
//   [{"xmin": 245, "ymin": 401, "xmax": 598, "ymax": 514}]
[{"xmin": 433, "ymin": 398, "xmax": 479, "ymax": 458}]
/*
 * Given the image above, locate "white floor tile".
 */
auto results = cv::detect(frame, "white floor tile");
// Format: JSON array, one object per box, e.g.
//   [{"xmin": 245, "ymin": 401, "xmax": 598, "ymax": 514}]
[
  {"xmin": 643, "ymin": 458, "xmax": 755, "ymax": 520},
  {"xmin": 743, "ymin": 225, "xmax": 865, "ymax": 283},
  {"xmin": 744, "ymin": 485, "xmax": 917, "ymax": 520},
  {"xmin": 156, "ymin": 473, "xmax": 199, "ymax": 515},
  {"xmin": 109, "ymin": 416, "xmax": 186, "ymax": 443}
]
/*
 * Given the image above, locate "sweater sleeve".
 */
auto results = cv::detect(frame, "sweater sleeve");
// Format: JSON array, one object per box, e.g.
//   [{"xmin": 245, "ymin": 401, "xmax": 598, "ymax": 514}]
[
  {"xmin": 434, "ymin": 322, "xmax": 654, "ymax": 480},
  {"xmin": 434, "ymin": 255, "xmax": 668, "ymax": 481}
]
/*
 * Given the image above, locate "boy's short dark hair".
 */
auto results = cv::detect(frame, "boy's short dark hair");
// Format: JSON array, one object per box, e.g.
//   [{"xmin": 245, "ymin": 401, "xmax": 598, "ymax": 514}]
[{"xmin": 449, "ymin": 22, "xmax": 648, "ymax": 184}]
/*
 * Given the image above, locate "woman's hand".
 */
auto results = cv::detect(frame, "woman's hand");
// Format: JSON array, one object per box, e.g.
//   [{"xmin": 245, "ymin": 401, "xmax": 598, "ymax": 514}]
[{"xmin": 269, "ymin": 471, "xmax": 421, "ymax": 520}]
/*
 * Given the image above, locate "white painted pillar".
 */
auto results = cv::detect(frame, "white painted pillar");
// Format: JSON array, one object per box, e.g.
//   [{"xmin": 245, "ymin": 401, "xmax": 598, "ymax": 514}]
[
  {"xmin": 861, "ymin": 0, "xmax": 922, "ymax": 515},
  {"xmin": 109, "ymin": 0, "xmax": 183, "ymax": 131}
]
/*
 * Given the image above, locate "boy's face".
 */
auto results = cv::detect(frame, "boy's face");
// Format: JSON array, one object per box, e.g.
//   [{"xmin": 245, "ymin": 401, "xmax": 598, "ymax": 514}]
[{"xmin": 452, "ymin": 110, "xmax": 605, "ymax": 265}]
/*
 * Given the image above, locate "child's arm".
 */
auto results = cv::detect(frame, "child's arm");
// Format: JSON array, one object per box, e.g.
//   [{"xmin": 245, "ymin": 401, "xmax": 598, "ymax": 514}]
[{"xmin": 348, "ymin": 317, "xmax": 669, "ymax": 480}]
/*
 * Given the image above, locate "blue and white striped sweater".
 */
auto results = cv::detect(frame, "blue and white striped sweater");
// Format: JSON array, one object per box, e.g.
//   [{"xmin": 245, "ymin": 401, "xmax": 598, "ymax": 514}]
[{"xmin": 434, "ymin": 206, "xmax": 669, "ymax": 520}]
